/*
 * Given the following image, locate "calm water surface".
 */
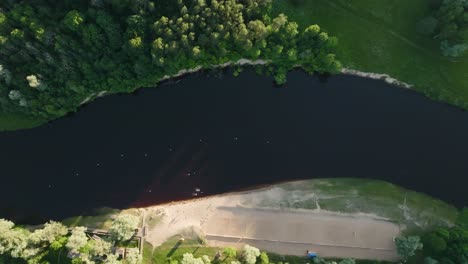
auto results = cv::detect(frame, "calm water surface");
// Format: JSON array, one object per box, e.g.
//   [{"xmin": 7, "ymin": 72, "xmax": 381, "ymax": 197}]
[{"xmin": 1, "ymin": 69, "xmax": 467, "ymax": 223}]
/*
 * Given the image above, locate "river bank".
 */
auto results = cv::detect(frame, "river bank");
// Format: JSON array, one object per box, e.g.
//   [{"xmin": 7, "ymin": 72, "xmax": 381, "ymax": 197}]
[
  {"xmin": 272, "ymin": 0, "xmax": 468, "ymax": 111},
  {"xmin": 2, "ymin": 59, "xmax": 421, "ymax": 132},
  {"xmin": 61, "ymin": 179, "xmax": 458, "ymax": 262},
  {"xmin": 144, "ymin": 187, "xmax": 401, "ymax": 261}
]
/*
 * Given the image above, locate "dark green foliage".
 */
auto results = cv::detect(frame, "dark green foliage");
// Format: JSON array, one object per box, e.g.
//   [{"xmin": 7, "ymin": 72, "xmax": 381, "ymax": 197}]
[
  {"xmin": 416, "ymin": 16, "xmax": 439, "ymax": 35},
  {"xmin": 432, "ymin": 0, "xmax": 468, "ymax": 57},
  {"xmin": 395, "ymin": 236, "xmax": 423, "ymax": 259},
  {"xmin": 419, "ymin": 215, "xmax": 468, "ymax": 264},
  {"xmin": 0, "ymin": 0, "xmax": 340, "ymax": 123}
]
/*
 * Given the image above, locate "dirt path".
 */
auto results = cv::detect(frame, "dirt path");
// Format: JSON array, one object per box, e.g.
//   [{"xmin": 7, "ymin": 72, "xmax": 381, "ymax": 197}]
[{"xmin": 144, "ymin": 187, "xmax": 401, "ymax": 261}]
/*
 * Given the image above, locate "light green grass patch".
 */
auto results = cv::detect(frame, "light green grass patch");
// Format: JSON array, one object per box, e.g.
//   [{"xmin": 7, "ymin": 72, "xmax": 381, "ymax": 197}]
[
  {"xmin": 277, "ymin": 179, "xmax": 458, "ymax": 230},
  {"xmin": 151, "ymin": 230, "xmax": 226, "ymax": 264}
]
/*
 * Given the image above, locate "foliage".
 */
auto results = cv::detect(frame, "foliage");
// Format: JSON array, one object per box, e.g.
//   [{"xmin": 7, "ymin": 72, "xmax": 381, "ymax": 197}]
[
  {"xmin": 424, "ymin": 257, "xmax": 439, "ymax": 264},
  {"xmin": 89, "ymin": 238, "xmax": 112, "ymax": 257},
  {"xmin": 259, "ymin": 251, "xmax": 269, "ymax": 264},
  {"xmin": 103, "ymin": 254, "xmax": 121, "ymax": 264},
  {"xmin": 0, "ymin": 219, "xmax": 28, "ymax": 259},
  {"xmin": 395, "ymin": 236, "xmax": 423, "ymax": 259},
  {"xmin": 66, "ymin": 226, "xmax": 88, "ymax": 253},
  {"xmin": 420, "ymin": 223, "xmax": 468, "ymax": 264},
  {"xmin": 223, "ymin": 247, "xmax": 237, "ymax": 259},
  {"xmin": 110, "ymin": 214, "xmax": 139, "ymax": 241},
  {"xmin": 432, "ymin": 0, "xmax": 468, "ymax": 57},
  {"xmin": 180, "ymin": 253, "xmax": 205, "ymax": 264},
  {"xmin": 339, "ymin": 259, "xmax": 356, "ymax": 264},
  {"xmin": 242, "ymin": 245, "xmax": 261, "ymax": 264},
  {"xmin": 0, "ymin": 0, "xmax": 340, "ymax": 128},
  {"xmin": 29, "ymin": 221, "xmax": 68, "ymax": 245},
  {"xmin": 126, "ymin": 247, "xmax": 142, "ymax": 264}
]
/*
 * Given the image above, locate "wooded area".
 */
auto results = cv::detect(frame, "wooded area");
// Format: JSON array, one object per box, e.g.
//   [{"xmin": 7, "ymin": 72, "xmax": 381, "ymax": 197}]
[{"xmin": 0, "ymin": 0, "xmax": 341, "ymax": 121}]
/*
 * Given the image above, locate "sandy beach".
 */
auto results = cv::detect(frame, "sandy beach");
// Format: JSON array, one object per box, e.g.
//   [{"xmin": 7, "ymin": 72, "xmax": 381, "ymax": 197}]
[{"xmin": 144, "ymin": 186, "xmax": 401, "ymax": 261}]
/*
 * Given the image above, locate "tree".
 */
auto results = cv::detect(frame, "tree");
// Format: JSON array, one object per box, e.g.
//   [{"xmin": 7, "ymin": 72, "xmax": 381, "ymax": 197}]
[
  {"xmin": 110, "ymin": 214, "xmax": 139, "ymax": 241},
  {"xmin": 63, "ymin": 10, "xmax": 84, "ymax": 31},
  {"xmin": 0, "ymin": 219, "xmax": 28, "ymax": 258},
  {"xmin": 423, "ymin": 233, "xmax": 447, "ymax": 254},
  {"xmin": 339, "ymin": 259, "xmax": 355, "ymax": 264},
  {"xmin": 66, "ymin": 226, "xmax": 88, "ymax": 253},
  {"xmin": 223, "ymin": 247, "xmax": 237, "ymax": 260},
  {"xmin": 259, "ymin": 251, "xmax": 269, "ymax": 264},
  {"xmin": 26, "ymin": 75, "xmax": 40, "ymax": 88},
  {"xmin": 0, "ymin": 219, "xmax": 14, "ymax": 233},
  {"xmin": 103, "ymin": 253, "xmax": 121, "ymax": 264},
  {"xmin": 126, "ymin": 247, "xmax": 142, "ymax": 264},
  {"xmin": 89, "ymin": 238, "xmax": 112, "ymax": 257},
  {"xmin": 201, "ymin": 255, "xmax": 211, "ymax": 264},
  {"xmin": 29, "ymin": 221, "xmax": 68, "ymax": 244},
  {"xmin": 395, "ymin": 236, "xmax": 423, "ymax": 259},
  {"xmin": 241, "ymin": 245, "xmax": 260, "ymax": 264},
  {"xmin": 457, "ymin": 208, "xmax": 468, "ymax": 228},
  {"xmin": 424, "ymin": 257, "xmax": 439, "ymax": 264},
  {"xmin": 181, "ymin": 253, "xmax": 205, "ymax": 264},
  {"xmin": 441, "ymin": 40, "xmax": 468, "ymax": 57},
  {"xmin": 433, "ymin": 0, "xmax": 468, "ymax": 57}
]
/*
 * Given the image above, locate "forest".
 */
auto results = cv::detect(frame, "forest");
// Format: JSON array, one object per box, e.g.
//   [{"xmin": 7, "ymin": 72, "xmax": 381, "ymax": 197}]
[
  {"xmin": 0, "ymin": 0, "xmax": 341, "ymax": 122},
  {"xmin": 416, "ymin": 0, "xmax": 468, "ymax": 57}
]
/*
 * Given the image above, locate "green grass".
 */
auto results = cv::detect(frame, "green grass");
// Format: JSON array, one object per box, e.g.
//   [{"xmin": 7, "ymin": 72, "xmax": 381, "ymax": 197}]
[
  {"xmin": 151, "ymin": 237, "xmax": 224, "ymax": 264},
  {"xmin": 147, "ymin": 237, "xmax": 395, "ymax": 264},
  {"xmin": 0, "ymin": 112, "xmax": 44, "ymax": 131},
  {"xmin": 269, "ymin": 252, "xmax": 394, "ymax": 264},
  {"xmin": 261, "ymin": 179, "xmax": 458, "ymax": 231},
  {"xmin": 272, "ymin": 0, "xmax": 468, "ymax": 108},
  {"xmin": 143, "ymin": 242, "xmax": 155, "ymax": 264},
  {"xmin": 61, "ymin": 207, "xmax": 120, "ymax": 229}
]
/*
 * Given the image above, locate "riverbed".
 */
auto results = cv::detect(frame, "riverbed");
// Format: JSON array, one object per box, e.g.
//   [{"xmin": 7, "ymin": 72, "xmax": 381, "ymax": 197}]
[{"xmin": 1, "ymin": 69, "xmax": 467, "ymax": 222}]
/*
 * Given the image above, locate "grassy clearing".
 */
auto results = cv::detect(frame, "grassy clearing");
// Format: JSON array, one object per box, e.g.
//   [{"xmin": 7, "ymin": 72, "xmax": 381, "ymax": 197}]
[
  {"xmin": 272, "ymin": 0, "xmax": 468, "ymax": 108},
  {"xmin": 146, "ymin": 235, "xmax": 394, "ymax": 264},
  {"xmin": 0, "ymin": 112, "xmax": 44, "ymax": 131},
  {"xmin": 61, "ymin": 207, "xmax": 145, "ymax": 230},
  {"xmin": 274, "ymin": 179, "xmax": 458, "ymax": 230},
  {"xmin": 61, "ymin": 208, "xmax": 120, "ymax": 229},
  {"xmin": 151, "ymin": 230, "xmax": 228, "ymax": 264}
]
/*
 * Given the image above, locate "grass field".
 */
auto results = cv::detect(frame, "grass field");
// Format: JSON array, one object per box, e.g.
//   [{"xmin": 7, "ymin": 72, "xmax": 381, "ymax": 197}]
[
  {"xmin": 144, "ymin": 233, "xmax": 394, "ymax": 264},
  {"xmin": 272, "ymin": 0, "xmax": 468, "ymax": 109},
  {"xmin": 0, "ymin": 112, "xmax": 44, "ymax": 131},
  {"xmin": 61, "ymin": 208, "xmax": 121, "ymax": 229}
]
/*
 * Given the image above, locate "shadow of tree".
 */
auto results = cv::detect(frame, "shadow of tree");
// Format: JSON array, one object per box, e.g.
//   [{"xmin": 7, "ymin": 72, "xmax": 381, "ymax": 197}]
[{"xmin": 166, "ymin": 240, "xmax": 183, "ymax": 257}]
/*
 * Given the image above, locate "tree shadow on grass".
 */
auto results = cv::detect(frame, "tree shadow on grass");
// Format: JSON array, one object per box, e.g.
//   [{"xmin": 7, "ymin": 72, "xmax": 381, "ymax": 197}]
[{"xmin": 166, "ymin": 240, "xmax": 183, "ymax": 257}]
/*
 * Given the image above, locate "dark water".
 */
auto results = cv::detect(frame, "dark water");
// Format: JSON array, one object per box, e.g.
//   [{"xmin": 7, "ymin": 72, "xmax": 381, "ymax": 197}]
[{"xmin": 1, "ymin": 69, "xmax": 467, "ymax": 223}]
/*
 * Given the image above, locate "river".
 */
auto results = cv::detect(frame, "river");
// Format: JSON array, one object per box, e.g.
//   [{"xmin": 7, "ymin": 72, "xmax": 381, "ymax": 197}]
[{"xmin": 1, "ymin": 69, "xmax": 467, "ymax": 223}]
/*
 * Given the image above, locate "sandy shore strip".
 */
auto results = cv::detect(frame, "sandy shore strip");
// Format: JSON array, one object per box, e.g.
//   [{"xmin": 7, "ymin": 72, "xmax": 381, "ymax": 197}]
[
  {"xmin": 143, "ymin": 186, "xmax": 401, "ymax": 261},
  {"xmin": 80, "ymin": 59, "xmax": 413, "ymax": 105},
  {"xmin": 341, "ymin": 68, "xmax": 413, "ymax": 89}
]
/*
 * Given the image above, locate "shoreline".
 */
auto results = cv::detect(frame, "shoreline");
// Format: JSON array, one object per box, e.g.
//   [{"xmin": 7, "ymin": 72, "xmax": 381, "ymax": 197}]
[
  {"xmin": 341, "ymin": 68, "xmax": 413, "ymax": 89},
  {"xmin": 80, "ymin": 60, "xmax": 413, "ymax": 105},
  {"xmin": 143, "ymin": 180, "xmax": 402, "ymax": 261}
]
